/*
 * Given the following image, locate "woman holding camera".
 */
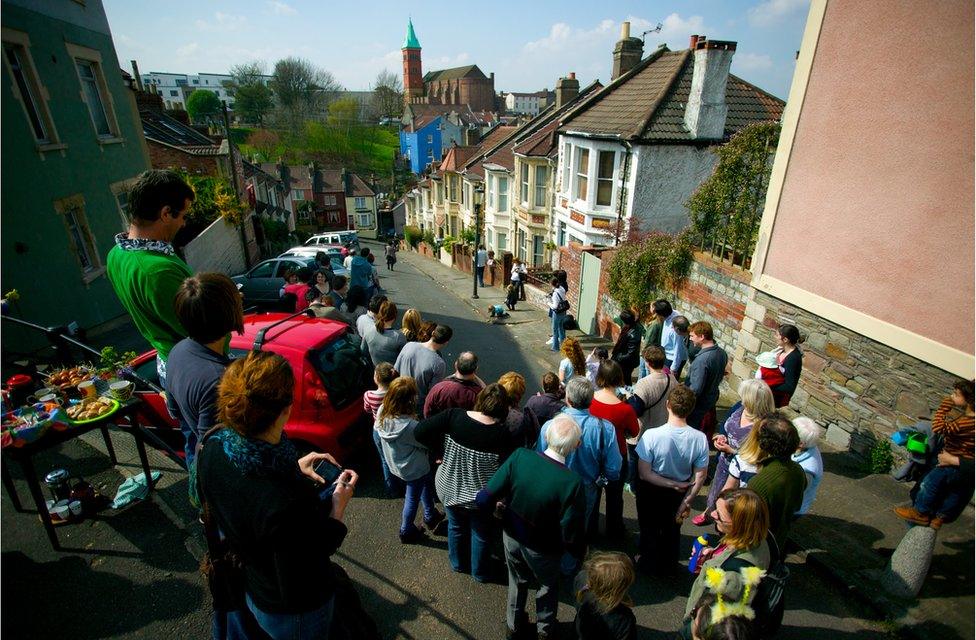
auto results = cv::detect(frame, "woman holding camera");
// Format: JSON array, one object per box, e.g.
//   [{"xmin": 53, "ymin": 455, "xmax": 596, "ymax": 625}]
[{"xmin": 198, "ymin": 351, "xmax": 358, "ymax": 639}]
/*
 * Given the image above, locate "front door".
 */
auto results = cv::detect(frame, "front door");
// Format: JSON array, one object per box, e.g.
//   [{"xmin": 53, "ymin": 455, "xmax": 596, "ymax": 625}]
[{"xmin": 577, "ymin": 251, "xmax": 601, "ymax": 335}]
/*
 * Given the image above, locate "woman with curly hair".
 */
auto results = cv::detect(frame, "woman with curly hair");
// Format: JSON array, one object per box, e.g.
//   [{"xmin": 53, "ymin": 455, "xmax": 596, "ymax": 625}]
[
  {"xmin": 558, "ymin": 337, "xmax": 586, "ymax": 385},
  {"xmin": 197, "ymin": 351, "xmax": 358, "ymax": 639}
]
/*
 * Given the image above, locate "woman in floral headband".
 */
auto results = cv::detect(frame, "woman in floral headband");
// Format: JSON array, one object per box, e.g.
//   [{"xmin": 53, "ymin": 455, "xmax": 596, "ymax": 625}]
[{"xmin": 682, "ymin": 488, "xmax": 771, "ymax": 637}]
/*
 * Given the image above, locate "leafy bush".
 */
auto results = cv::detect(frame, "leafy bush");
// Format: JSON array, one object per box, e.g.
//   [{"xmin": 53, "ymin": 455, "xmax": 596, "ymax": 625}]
[
  {"xmin": 460, "ymin": 228, "xmax": 476, "ymax": 245},
  {"xmin": 441, "ymin": 235, "xmax": 458, "ymax": 253},
  {"xmin": 605, "ymin": 231, "xmax": 694, "ymax": 315},
  {"xmin": 422, "ymin": 230, "xmax": 435, "ymax": 246},
  {"xmin": 865, "ymin": 439, "xmax": 894, "ymax": 475},
  {"xmin": 404, "ymin": 225, "xmax": 422, "ymax": 248}
]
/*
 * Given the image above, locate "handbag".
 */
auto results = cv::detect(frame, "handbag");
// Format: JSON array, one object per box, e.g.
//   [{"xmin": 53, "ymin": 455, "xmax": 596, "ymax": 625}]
[{"xmin": 593, "ymin": 417, "xmax": 609, "ymax": 488}]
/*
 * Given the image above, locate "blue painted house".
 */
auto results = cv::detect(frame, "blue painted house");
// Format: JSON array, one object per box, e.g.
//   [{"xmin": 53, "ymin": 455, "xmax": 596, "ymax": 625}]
[
  {"xmin": 399, "ymin": 115, "xmax": 443, "ymax": 174},
  {"xmin": 399, "ymin": 104, "xmax": 478, "ymax": 174}
]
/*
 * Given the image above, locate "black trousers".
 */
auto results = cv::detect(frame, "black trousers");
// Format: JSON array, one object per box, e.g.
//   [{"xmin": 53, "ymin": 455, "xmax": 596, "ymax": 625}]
[{"xmin": 635, "ymin": 480, "xmax": 684, "ymax": 573}]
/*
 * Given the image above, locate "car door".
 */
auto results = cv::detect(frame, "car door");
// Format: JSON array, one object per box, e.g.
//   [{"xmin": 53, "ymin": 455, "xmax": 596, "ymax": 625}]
[{"xmin": 241, "ymin": 259, "xmax": 278, "ymax": 303}]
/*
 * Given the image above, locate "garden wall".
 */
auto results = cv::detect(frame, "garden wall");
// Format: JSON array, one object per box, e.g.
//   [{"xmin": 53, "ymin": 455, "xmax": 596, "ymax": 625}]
[
  {"xmin": 184, "ymin": 217, "xmax": 247, "ymax": 276},
  {"xmin": 556, "ymin": 242, "xmax": 963, "ymax": 458}
]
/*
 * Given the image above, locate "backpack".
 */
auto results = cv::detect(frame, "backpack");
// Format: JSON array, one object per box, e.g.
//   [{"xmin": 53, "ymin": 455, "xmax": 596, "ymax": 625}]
[{"xmin": 723, "ymin": 533, "xmax": 789, "ymax": 636}]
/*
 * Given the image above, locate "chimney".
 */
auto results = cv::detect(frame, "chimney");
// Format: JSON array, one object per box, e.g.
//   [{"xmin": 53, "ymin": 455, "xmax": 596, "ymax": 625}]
[
  {"xmin": 130, "ymin": 60, "xmax": 143, "ymax": 91},
  {"xmin": 684, "ymin": 37, "xmax": 737, "ymax": 139},
  {"xmin": 612, "ymin": 21, "xmax": 644, "ymax": 81},
  {"xmin": 555, "ymin": 72, "xmax": 580, "ymax": 109},
  {"xmin": 343, "ymin": 168, "xmax": 353, "ymax": 196}
]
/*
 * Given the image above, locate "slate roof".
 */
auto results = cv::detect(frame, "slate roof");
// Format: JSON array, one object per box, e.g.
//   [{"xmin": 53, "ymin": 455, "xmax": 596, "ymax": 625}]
[
  {"xmin": 423, "ymin": 65, "xmax": 487, "ymax": 83},
  {"xmin": 513, "ymin": 120, "xmax": 560, "ymax": 158},
  {"xmin": 560, "ymin": 46, "xmax": 784, "ymax": 143},
  {"xmin": 141, "ymin": 110, "xmax": 216, "ymax": 147}
]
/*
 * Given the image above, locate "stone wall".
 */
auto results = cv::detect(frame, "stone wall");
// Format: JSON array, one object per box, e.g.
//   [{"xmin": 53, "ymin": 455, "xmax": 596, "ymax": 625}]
[{"xmin": 556, "ymin": 241, "xmax": 965, "ymax": 459}]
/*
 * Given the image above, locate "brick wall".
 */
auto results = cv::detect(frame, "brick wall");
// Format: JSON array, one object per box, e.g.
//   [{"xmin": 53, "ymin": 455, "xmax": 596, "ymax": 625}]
[
  {"xmin": 555, "ymin": 241, "xmax": 964, "ymax": 459},
  {"xmin": 148, "ymin": 141, "xmax": 222, "ymax": 175},
  {"xmin": 184, "ymin": 216, "xmax": 246, "ymax": 276}
]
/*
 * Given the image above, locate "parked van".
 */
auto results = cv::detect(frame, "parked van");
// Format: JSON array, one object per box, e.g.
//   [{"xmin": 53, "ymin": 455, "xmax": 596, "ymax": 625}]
[{"xmin": 305, "ymin": 231, "xmax": 360, "ymax": 251}]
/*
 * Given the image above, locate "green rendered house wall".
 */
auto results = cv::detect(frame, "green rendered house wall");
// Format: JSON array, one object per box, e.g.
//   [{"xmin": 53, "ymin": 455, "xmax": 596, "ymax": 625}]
[{"xmin": 1, "ymin": 1, "xmax": 150, "ymax": 352}]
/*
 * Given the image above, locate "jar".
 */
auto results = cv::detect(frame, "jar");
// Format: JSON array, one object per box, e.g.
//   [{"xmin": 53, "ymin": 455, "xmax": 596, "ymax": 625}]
[{"xmin": 44, "ymin": 468, "xmax": 71, "ymax": 502}]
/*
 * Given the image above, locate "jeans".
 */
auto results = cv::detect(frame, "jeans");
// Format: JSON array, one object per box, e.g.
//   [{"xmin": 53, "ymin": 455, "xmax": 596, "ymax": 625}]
[
  {"xmin": 551, "ymin": 312, "xmax": 567, "ymax": 352},
  {"xmin": 372, "ymin": 430, "xmax": 404, "ymax": 497},
  {"xmin": 627, "ymin": 443, "xmax": 640, "ymax": 486},
  {"xmin": 913, "ymin": 463, "xmax": 975, "ymax": 522},
  {"xmin": 401, "ymin": 473, "xmax": 437, "ymax": 535},
  {"xmin": 635, "ymin": 480, "xmax": 684, "ymax": 573},
  {"xmin": 246, "ymin": 593, "xmax": 334, "ymax": 640},
  {"xmin": 605, "ymin": 476, "xmax": 626, "ymax": 535},
  {"xmin": 446, "ymin": 505, "xmax": 496, "ymax": 581},
  {"xmin": 476, "ymin": 265, "xmax": 485, "ymax": 287},
  {"xmin": 503, "ymin": 532, "xmax": 561, "ymax": 635}
]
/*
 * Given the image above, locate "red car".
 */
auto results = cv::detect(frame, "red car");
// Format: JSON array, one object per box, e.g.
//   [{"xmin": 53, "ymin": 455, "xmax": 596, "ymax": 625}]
[{"xmin": 127, "ymin": 312, "xmax": 372, "ymax": 462}]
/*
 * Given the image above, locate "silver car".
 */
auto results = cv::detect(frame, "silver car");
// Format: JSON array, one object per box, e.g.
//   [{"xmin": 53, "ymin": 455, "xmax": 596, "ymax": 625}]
[{"xmin": 232, "ymin": 256, "xmax": 347, "ymax": 307}]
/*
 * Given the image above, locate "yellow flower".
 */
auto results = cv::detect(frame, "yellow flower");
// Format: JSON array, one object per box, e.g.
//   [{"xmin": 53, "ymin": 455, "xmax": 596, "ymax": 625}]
[
  {"xmin": 740, "ymin": 566, "xmax": 766, "ymax": 586},
  {"xmin": 704, "ymin": 567, "xmax": 725, "ymax": 590}
]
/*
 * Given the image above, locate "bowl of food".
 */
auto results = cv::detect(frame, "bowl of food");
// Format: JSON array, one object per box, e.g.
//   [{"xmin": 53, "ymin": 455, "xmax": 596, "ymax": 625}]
[
  {"xmin": 46, "ymin": 367, "xmax": 94, "ymax": 396},
  {"xmin": 65, "ymin": 397, "xmax": 119, "ymax": 424}
]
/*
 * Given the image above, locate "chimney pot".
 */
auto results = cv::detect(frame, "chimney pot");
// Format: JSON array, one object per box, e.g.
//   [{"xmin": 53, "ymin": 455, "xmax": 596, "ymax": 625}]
[
  {"xmin": 569, "ymin": 72, "xmax": 576, "ymax": 79},
  {"xmin": 621, "ymin": 21, "xmax": 631, "ymax": 39},
  {"xmin": 689, "ymin": 34, "xmax": 700, "ymax": 50}
]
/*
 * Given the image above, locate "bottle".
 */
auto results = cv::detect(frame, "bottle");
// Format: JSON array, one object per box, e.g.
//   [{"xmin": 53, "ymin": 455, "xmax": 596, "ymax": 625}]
[{"xmin": 689, "ymin": 534, "xmax": 712, "ymax": 574}]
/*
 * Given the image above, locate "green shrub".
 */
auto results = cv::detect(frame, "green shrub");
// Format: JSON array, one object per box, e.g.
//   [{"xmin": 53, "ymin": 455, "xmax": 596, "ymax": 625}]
[
  {"xmin": 404, "ymin": 225, "xmax": 422, "ymax": 248},
  {"xmin": 606, "ymin": 231, "xmax": 694, "ymax": 315},
  {"xmin": 422, "ymin": 230, "xmax": 435, "ymax": 246},
  {"xmin": 441, "ymin": 235, "xmax": 458, "ymax": 253},
  {"xmin": 460, "ymin": 228, "xmax": 476, "ymax": 245},
  {"xmin": 865, "ymin": 439, "xmax": 894, "ymax": 475}
]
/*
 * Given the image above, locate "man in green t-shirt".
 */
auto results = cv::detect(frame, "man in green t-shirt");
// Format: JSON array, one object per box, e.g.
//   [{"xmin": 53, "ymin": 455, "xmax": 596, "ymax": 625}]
[{"xmin": 106, "ymin": 170, "xmax": 195, "ymax": 387}]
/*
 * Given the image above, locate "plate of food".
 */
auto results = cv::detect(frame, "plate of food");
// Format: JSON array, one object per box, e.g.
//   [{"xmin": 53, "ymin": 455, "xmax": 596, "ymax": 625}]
[
  {"xmin": 46, "ymin": 367, "xmax": 94, "ymax": 394},
  {"xmin": 65, "ymin": 397, "xmax": 119, "ymax": 424}
]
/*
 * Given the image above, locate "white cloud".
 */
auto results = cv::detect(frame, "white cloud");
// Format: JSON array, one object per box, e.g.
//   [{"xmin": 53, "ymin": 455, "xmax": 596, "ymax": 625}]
[
  {"xmin": 733, "ymin": 52, "xmax": 774, "ymax": 72},
  {"xmin": 195, "ymin": 12, "xmax": 247, "ymax": 32},
  {"xmin": 269, "ymin": 1, "xmax": 297, "ymax": 16},
  {"xmin": 747, "ymin": 0, "xmax": 809, "ymax": 27}
]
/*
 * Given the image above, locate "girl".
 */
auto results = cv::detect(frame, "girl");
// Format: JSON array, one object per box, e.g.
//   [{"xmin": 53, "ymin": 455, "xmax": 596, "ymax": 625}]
[
  {"xmin": 722, "ymin": 420, "xmax": 768, "ymax": 492},
  {"xmin": 376, "ymin": 377, "xmax": 443, "ymax": 544},
  {"xmin": 559, "ymin": 337, "xmax": 586, "ymax": 385},
  {"xmin": 574, "ymin": 552, "xmax": 637, "ymax": 640},
  {"xmin": 401, "ymin": 308, "xmax": 424, "ymax": 342},
  {"xmin": 505, "ymin": 283, "xmax": 519, "ymax": 311},
  {"xmin": 365, "ymin": 362, "xmax": 402, "ymax": 497}
]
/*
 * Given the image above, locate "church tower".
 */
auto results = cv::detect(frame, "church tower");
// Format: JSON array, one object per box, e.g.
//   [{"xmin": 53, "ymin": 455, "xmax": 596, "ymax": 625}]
[{"xmin": 402, "ymin": 18, "xmax": 424, "ymax": 105}]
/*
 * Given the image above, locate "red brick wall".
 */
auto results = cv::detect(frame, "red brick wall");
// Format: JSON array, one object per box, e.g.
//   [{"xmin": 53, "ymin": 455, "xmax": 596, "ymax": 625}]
[{"xmin": 148, "ymin": 141, "xmax": 222, "ymax": 175}]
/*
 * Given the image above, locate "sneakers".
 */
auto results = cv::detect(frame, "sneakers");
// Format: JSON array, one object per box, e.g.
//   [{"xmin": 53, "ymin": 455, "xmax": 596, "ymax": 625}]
[
  {"xmin": 424, "ymin": 510, "xmax": 446, "ymax": 535},
  {"xmin": 399, "ymin": 527, "xmax": 427, "ymax": 544},
  {"xmin": 930, "ymin": 516, "xmax": 946, "ymax": 530},
  {"xmin": 893, "ymin": 505, "xmax": 932, "ymax": 526},
  {"xmin": 691, "ymin": 512, "xmax": 712, "ymax": 527}
]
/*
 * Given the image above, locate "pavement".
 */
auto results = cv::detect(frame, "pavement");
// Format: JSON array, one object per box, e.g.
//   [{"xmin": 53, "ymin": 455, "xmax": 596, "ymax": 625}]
[
  {"xmin": 393, "ymin": 242, "xmax": 975, "ymax": 640},
  {"xmin": 0, "ymin": 242, "xmax": 967, "ymax": 639}
]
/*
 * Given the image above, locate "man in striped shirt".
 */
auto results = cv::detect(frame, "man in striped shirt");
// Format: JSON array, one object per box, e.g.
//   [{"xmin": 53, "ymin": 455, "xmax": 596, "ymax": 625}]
[{"xmin": 895, "ymin": 379, "xmax": 975, "ymax": 529}]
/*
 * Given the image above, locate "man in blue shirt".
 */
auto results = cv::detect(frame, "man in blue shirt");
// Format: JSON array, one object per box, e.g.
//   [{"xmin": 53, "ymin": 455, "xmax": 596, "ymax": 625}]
[
  {"xmin": 660, "ymin": 311, "xmax": 689, "ymax": 376},
  {"xmin": 537, "ymin": 377, "xmax": 622, "ymax": 540},
  {"xmin": 349, "ymin": 247, "xmax": 373, "ymax": 291}
]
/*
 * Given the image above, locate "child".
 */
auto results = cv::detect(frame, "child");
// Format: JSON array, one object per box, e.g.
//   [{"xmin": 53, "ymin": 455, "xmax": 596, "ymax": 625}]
[
  {"xmin": 505, "ymin": 283, "xmax": 519, "ymax": 311},
  {"xmin": 573, "ymin": 552, "xmax": 637, "ymax": 640},
  {"xmin": 487, "ymin": 304, "xmax": 509, "ymax": 323},
  {"xmin": 754, "ymin": 351, "xmax": 786, "ymax": 389},
  {"xmin": 585, "ymin": 347, "xmax": 609, "ymax": 389},
  {"xmin": 376, "ymin": 377, "xmax": 444, "ymax": 543},
  {"xmin": 365, "ymin": 363, "xmax": 402, "ymax": 497}
]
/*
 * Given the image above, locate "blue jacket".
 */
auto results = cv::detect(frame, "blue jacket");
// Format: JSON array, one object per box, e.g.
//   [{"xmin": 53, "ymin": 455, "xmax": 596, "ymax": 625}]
[
  {"xmin": 349, "ymin": 256, "xmax": 372, "ymax": 290},
  {"xmin": 537, "ymin": 407, "xmax": 622, "ymax": 484}
]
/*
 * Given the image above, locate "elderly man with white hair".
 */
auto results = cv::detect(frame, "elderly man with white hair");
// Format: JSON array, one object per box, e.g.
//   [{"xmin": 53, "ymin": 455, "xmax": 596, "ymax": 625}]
[
  {"xmin": 791, "ymin": 416, "xmax": 824, "ymax": 516},
  {"xmin": 536, "ymin": 376, "xmax": 623, "ymax": 539},
  {"xmin": 477, "ymin": 415, "xmax": 586, "ymax": 640}
]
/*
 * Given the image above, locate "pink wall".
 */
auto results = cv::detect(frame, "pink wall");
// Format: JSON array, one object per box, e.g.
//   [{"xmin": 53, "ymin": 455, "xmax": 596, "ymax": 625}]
[{"xmin": 763, "ymin": 1, "xmax": 974, "ymax": 354}]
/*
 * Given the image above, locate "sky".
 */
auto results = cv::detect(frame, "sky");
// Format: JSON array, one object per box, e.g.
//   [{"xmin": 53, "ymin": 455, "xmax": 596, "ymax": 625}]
[{"xmin": 104, "ymin": 0, "xmax": 810, "ymax": 99}]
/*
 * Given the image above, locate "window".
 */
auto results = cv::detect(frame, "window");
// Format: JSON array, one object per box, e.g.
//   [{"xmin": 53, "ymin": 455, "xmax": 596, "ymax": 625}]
[
  {"xmin": 498, "ymin": 177, "xmax": 509, "ymax": 211},
  {"xmin": 66, "ymin": 43, "xmax": 120, "ymax": 139},
  {"xmin": 169, "ymin": 90, "xmax": 178, "ymax": 97},
  {"xmin": 575, "ymin": 148, "xmax": 589, "ymax": 201},
  {"xmin": 486, "ymin": 175, "xmax": 494, "ymax": 210},
  {"xmin": 426, "ymin": 134, "xmax": 433, "ymax": 144},
  {"xmin": 175, "ymin": 78, "xmax": 187, "ymax": 86},
  {"xmin": 354, "ymin": 196, "xmax": 366, "ymax": 210},
  {"xmin": 534, "ymin": 166, "xmax": 548, "ymax": 208},
  {"xmin": 449, "ymin": 176, "xmax": 458, "ymax": 202},
  {"xmin": 516, "ymin": 229, "xmax": 526, "ymax": 261},
  {"xmin": 497, "ymin": 232, "xmax": 507, "ymax": 251},
  {"xmin": 54, "ymin": 195, "xmax": 102, "ymax": 281},
  {"xmin": 357, "ymin": 212, "xmax": 374, "ymax": 228},
  {"xmin": 293, "ymin": 190, "xmax": 304, "ymax": 201},
  {"xmin": 533, "ymin": 235, "xmax": 544, "ymax": 267},
  {"xmin": 596, "ymin": 151, "xmax": 614, "ymax": 206},
  {"xmin": 192, "ymin": 79, "xmax": 199, "ymax": 85},
  {"xmin": 462, "ymin": 184, "xmax": 468, "ymax": 207},
  {"xmin": 520, "ymin": 163, "xmax": 529, "ymax": 205},
  {"xmin": 562, "ymin": 143, "xmax": 572, "ymax": 193},
  {"xmin": 427, "ymin": 147, "xmax": 433, "ymax": 160},
  {"xmin": 325, "ymin": 195, "xmax": 336, "ymax": 206},
  {"xmin": 2, "ymin": 34, "xmax": 58, "ymax": 145},
  {"xmin": 111, "ymin": 182, "xmax": 133, "ymax": 230},
  {"xmin": 250, "ymin": 261, "xmax": 275, "ymax": 278},
  {"xmin": 558, "ymin": 221, "xmax": 567, "ymax": 246},
  {"xmin": 297, "ymin": 205, "xmax": 311, "ymax": 223}
]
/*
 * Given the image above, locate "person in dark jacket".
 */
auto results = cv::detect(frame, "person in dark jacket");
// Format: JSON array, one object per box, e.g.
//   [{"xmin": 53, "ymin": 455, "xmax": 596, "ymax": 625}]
[
  {"xmin": 526, "ymin": 372, "xmax": 565, "ymax": 427},
  {"xmin": 573, "ymin": 552, "xmax": 637, "ymax": 640},
  {"xmin": 685, "ymin": 321, "xmax": 728, "ymax": 438},
  {"xmin": 197, "ymin": 351, "xmax": 359, "ymax": 639},
  {"xmin": 748, "ymin": 412, "xmax": 807, "ymax": 545},
  {"xmin": 769, "ymin": 324, "xmax": 804, "ymax": 408},
  {"xmin": 611, "ymin": 310, "xmax": 643, "ymax": 384}
]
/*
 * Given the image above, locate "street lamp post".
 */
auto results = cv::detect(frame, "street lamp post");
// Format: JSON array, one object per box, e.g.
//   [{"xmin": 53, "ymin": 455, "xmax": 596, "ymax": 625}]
[{"xmin": 472, "ymin": 183, "xmax": 484, "ymax": 299}]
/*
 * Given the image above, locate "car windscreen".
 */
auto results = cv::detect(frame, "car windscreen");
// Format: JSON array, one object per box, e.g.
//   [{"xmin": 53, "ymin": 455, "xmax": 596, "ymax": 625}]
[
  {"xmin": 309, "ymin": 332, "xmax": 370, "ymax": 409},
  {"xmin": 339, "ymin": 232, "xmax": 357, "ymax": 243}
]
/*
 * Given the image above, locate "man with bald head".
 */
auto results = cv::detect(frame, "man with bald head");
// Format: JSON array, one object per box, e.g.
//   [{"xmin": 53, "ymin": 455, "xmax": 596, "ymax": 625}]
[
  {"xmin": 477, "ymin": 415, "xmax": 586, "ymax": 639},
  {"xmin": 423, "ymin": 351, "xmax": 486, "ymax": 418}
]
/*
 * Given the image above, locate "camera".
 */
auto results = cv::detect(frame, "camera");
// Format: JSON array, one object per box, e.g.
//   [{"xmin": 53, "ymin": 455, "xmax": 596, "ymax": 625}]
[{"xmin": 595, "ymin": 475, "xmax": 609, "ymax": 488}]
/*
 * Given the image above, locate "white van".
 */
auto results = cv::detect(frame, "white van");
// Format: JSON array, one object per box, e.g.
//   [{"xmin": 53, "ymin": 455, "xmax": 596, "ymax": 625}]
[{"xmin": 305, "ymin": 231, "xmax": 360, "ymax": 250}]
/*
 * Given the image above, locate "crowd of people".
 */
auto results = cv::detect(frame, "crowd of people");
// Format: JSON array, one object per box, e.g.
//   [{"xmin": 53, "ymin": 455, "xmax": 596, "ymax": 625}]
[{"xmin": 102, "ymin": 170, "xmax": 973, "ymax": 640}]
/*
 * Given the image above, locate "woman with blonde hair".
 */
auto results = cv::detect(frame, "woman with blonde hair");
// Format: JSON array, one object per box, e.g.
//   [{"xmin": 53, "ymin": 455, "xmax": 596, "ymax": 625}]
[
  {"xmin": 401, "ymin": 308, "xmax": 424, "ymax": 342},
  {"xmin": 684, "ymin": 488, "xmax": 771, "ymax": 632},
  {"xmin": 573, "ymin": 551, "xmax": 637, "ymax": 639},
  {"xmin": 558, "ymin": 337, "xmax": 586, "ymax": 385},
  {"xmin": 376, "ymin": 376, "xmax": 442, "ymax": 544},
  {"xmin": 197, "ymin": 351, "xmax": 358, "ymax": 638},
  {"xmin": 692, "ymin": 379, "xmax": 774, "ymax": 526}
]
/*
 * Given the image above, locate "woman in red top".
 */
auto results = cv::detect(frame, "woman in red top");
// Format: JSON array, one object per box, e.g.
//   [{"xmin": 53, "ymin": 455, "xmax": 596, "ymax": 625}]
[
  {"xmin": 589, "ymin": 360, "xmax": 639, "ymax": 539},
  {"xmin": 282, "ymin": 266, "xmax": 313, "ymax": 312}
]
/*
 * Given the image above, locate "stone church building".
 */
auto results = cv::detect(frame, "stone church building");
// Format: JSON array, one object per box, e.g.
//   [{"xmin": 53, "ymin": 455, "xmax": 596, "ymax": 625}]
[{"xmin": 402, "ymin": 18, "xmax": 496, "ymax": 113}]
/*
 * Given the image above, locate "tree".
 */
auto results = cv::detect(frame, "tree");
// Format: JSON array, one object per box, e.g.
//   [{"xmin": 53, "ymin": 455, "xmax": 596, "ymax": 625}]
[
  {"xmin": 371, "ymin": 69, "xmax": 403, "ymax": 120},
  {"xmin": 186, "ymin": 89, "xmax": 221, "ymax": 124},
  {"xmin": 226, "ymin": 62, "xmax": 273, "ymax": 125},
  {"xmin": 327, "ymin": 97, "xmax": 360, "ymax": 134},
  {"xmin": 271, "ymin": 57, "xmax": 342, "ymax": 131},
  {"xmin": 246, "ymin": 129, "xmax": 280, "ymax": 160},
  {"xmin": 606, "ymin": 231, "xmax": 694, "ymax": 316},
  {"xmin": 686, "ymin": 121, "xmax": 781, "ymax": 266}
]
